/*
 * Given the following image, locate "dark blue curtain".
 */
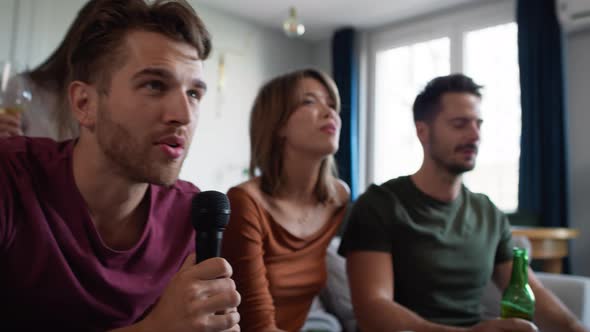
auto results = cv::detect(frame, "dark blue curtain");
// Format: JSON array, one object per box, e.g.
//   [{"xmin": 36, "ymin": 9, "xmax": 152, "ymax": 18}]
[
  {"xmin": 332, "ymin": 28, "xmax": 359, "ymax": 199},
  {"xmin": 517, "ymin": 0, "xmax": 569, "ymax": 230}
]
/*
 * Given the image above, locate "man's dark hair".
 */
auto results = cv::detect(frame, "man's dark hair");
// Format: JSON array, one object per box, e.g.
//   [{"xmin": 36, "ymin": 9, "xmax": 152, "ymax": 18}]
[{"xmin": 412, "ymin": 73, "xmax": 482, "ymax": 122}]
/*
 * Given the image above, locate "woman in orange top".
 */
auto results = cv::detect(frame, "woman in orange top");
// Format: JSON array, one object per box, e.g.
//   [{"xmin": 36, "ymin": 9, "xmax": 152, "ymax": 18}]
[{"xmin": 222, "ymin": 68, "xmax": 349, "ymax": 332}]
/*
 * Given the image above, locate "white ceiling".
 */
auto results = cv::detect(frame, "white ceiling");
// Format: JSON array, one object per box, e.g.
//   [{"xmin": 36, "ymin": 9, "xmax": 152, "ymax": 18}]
[{"xmin": 194, "ymin": 0, "xmax": 485, "ymax": 41}]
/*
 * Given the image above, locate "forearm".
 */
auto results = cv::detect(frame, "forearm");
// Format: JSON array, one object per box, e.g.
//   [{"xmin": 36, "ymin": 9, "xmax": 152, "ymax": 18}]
[
  {"xmin": 532, "ymin": 283, "xmax": 586, "ymax": 332},
  {"xmin": 355, "ymin": 298, "xmax": 468, "ymax": 332}
]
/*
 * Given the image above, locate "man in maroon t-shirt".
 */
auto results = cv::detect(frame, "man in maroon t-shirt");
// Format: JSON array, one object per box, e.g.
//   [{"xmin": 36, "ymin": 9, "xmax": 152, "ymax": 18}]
[{"xmin": 0, "ymin": 1, "xmax": 240, "ymax": 331}]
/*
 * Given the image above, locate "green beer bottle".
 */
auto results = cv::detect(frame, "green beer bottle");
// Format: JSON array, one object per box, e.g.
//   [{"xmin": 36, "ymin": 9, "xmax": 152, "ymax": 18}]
[{"xmin": 500, "ymin": 247, "xmax": 535, "ymax": 320}]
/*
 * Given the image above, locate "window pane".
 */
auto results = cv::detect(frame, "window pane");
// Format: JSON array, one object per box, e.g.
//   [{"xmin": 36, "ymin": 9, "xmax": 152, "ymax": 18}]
[
  {"xmin": 463, "ymin": 22, "xmax": 520, "ymax": 212},
  {"xmin": 373, "ymin": 38, "xmax": 450, "ymax": 185}
]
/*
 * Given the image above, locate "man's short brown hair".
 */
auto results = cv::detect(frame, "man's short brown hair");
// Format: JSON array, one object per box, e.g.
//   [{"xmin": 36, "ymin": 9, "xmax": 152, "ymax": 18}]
[
  {"xmin": 67, "ymin": 0, "xmax": 211, "ymax": 90},
  {"xmin": 413, "ymin": 73, "xmax": 482, "ymax": 123}
]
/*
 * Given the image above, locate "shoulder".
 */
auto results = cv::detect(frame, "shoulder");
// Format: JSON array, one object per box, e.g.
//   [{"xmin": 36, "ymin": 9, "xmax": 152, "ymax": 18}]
[
  {"xmin": 225, "ymin": 180, "xmax": 269, "ymax": 233},
  {"xmin": 380, "ymin": 176, "xmax": 411, "ymax": 194},
  {"xmin": 355, "ymin": 177, "xmax": 405, "ymax": 207},
  {"xmin": 0, "ymin": 137, "xmax": 72, "ymax": 181},
  {"xmin": 232, "ymin": 178, "xmax": 261, "ymax": 197},
  {"xmin": 0, "ymin": 137, "xmax": 67, "ymax": 176},
  {"xmin": 0, "ymin": 136, "xmax": 54, "ymax": 155},
  {"xmin": 229, "ymin": 178, "xmax": 270, "ymax": 210},
  {"xmin": 463, "ymin": 186, "xmax": 502, "ymax": 213},
  {"xmin": 331, "ymin": 178, "xmax": 350, "ymax": 206}
]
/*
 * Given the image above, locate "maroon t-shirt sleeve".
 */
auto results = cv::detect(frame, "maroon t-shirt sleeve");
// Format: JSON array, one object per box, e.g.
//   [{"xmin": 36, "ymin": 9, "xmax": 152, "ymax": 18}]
[
  {"xmin": 0, "ymin": 146, "xmax": 14, "ymax": 248},
  {"xmin": 0, "ymin": 157, "xmax": 7, "ymax": 245}
]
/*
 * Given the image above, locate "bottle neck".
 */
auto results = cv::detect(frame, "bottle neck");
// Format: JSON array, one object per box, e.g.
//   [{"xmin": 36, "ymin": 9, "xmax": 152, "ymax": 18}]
[{"xmin": 510, "ymin": 255, "xmax": 529, "ymax": 286}]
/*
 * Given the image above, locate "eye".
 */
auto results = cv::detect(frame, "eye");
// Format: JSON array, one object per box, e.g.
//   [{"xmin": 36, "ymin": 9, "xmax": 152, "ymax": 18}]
[
  {"xmin": 451, "ymin": 119, "xmax": 467, "ymax": 128},
  {"xmin": 302, "ymin": 98, "xmax": 315, "ymax": 105},
  {"xmin": 143, "ymin": 80, "xmax": 166, "ymax": 92},
  {"xmin": 187, "ymin": 89, "xmax": 204, "ymax": 101}
]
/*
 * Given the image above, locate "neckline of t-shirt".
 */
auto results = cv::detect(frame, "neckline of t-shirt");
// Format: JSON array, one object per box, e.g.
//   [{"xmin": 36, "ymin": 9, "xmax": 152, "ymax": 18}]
[
  {"xmin": 231, "ymin": 186, "xmax": 344, "ymax": 244},
  {"xmin": 64, "ymin": 140, "xmax": 155, "ymax": 258},
  {"xmin": 402, "ymin": 175, "xmax": 464, "ymax": 209}
]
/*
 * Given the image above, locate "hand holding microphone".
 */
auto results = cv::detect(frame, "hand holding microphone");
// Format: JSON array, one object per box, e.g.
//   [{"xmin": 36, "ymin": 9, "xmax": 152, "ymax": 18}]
[{"xmin": 137, "ymin": 191, "xmax": 241, "ymax": 332}]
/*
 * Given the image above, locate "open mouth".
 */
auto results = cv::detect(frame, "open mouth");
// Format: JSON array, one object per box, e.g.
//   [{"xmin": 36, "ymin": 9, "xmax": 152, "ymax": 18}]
[{"xmin": 155, "ymin": 136, "xmax": 186, "ymax": 159}]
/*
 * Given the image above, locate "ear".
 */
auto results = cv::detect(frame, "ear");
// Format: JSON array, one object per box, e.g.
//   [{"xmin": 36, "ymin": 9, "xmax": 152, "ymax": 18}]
[
  {"xmin": 415, "ymin": 121, "xmax": 430, "ymax": 146},
  {"xmin": 69, "ymin": 81, "xmax": 99, "ymax": 131}
]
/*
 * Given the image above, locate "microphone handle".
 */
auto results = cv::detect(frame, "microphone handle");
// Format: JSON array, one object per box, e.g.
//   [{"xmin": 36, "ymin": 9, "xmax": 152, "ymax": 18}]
[{"xmin": 196, "ymin": 231, "xmax": 223, "ymax": 264}]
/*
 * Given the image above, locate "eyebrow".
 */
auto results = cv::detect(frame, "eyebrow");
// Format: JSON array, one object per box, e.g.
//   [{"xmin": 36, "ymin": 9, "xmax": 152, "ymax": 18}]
[
  {"xmin": 132, "ymin": 67, "xmax": 207, "ymax": 92},
  {"xmin": 449, "ymin": 117, "xmax": 484, "ymax": 124},
  {"xmin": 303, "ymin": 92, "xmax": 335, "ymax": 102}
]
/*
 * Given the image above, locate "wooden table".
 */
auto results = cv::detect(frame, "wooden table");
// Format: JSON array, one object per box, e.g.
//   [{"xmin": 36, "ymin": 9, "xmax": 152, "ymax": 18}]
[{"xmin": 511, "ymin": 227, "xmax": 579, "ymax": 274}]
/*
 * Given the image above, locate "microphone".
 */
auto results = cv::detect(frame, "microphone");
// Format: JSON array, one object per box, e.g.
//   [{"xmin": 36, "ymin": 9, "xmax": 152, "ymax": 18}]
[{"xmin": 191, "ymin": 190, "xmax": 231, "ymax": 264}]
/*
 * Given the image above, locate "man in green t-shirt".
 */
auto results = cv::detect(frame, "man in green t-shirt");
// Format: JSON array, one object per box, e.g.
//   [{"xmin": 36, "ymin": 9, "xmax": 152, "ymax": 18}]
[{"xmin": 339, "ymin": 74, "xmax": 588, "ymax": 332}]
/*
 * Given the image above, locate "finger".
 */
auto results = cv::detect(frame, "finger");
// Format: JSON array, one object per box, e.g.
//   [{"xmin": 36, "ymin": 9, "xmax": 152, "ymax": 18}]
[
  {"xmin": 0, "ymin": 124, "xmax": 22, "ymax": 137},
  {"xmin": 179, "ymin": 253, "xmax": 197, "ymax": 272},
  {"xmin": 186, "ymin": 257, "xmax": 233, "ymax": 280},
  {"xmin": 216, "ymin": 306, "xmax": 238, "ymax": 315},
  {"xmin": 499, "ymin": 318, "xmax": 538, "ymax": 331},
  {"xmin": 0, "ymin": 116, "xmax": 21, "ymax": 128},
  {"xmin": 202, "ymin": 311, "xmax": 240, "ymax": 331},
  {"xmin": 189, "ymin": 278, "xmax": 236, "ymax": 300},
  {"xmin": 190, "ymin": 290, "xmax": 241, "ymax": 315},
  {"xmin": 221, "ymin": 323, "xmax": 240, "ymax": 332}
]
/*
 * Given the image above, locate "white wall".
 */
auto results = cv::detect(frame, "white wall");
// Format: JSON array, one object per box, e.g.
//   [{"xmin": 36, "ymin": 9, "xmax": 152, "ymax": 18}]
[
  {"xmin": 181, "ymin": 2, "xmax": 315, "ymax": 192},
  {"xmin": 311, "ymin": 38, "xmax": 332, "ymax": 74},
  {"xmin": 566, "ymin": 29, "xmax": 590, "ymax": 277},
  {"xmin": 0, "ymin": 0, "xmax": 317, "ymax": 193},
  {"xmin": 0, "ymin": 0, "xmax": 16, "ymax": 61},
  {"xmin": 8, "ymin": 0, "xmax": 86, "ymax": 67}
]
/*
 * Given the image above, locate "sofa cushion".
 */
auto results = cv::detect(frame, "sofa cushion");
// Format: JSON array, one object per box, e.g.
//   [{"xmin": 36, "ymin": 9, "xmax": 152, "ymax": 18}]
[{"xmin": 320, "ymin": 238, "xmax": 357, "ymax": 332}]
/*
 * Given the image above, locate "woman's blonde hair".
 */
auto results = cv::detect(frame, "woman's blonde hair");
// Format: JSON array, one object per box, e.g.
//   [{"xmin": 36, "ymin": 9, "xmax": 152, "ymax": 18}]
[{"xmin": 249, "ymin": 68, "xmax": 341, "ymax": 204}]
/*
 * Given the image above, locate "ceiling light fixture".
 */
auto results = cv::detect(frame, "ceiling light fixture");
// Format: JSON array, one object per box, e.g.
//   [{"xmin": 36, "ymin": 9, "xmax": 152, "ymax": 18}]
[{"xmin": 283, "ymin": 7, "xmax": 305, "ymax": 38}]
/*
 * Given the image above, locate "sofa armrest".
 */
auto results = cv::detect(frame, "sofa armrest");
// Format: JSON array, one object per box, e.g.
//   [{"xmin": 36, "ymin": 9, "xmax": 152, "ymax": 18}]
[{"xmin": 536, "ymin": 272, "xmax": 590, "ymax": 326}]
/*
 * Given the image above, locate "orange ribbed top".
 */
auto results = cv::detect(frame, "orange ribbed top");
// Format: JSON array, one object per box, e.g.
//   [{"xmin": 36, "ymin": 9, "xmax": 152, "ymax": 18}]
[{"xmin": 222, "ymin": 186, "xmax": 345, "ymax": 332}]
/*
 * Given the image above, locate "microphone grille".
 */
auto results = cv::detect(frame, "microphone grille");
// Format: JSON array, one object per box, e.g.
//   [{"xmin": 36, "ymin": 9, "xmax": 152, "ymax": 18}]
[{"xmin": 191, "ymin": 190, "xmax": 230, "ymax": 231}]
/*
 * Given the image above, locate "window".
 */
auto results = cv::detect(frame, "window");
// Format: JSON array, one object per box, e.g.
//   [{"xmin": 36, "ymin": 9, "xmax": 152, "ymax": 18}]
[
  {"xmin": 374, "ymin": 38, "xmax": 450, "ymax": 186},
  {"xmin": 463, "ymin": 23, "xmax": 520, "ymax": 212},
  {"xmin": 368, "ymin": 3, "xmax": 520, "ymax": 211}
]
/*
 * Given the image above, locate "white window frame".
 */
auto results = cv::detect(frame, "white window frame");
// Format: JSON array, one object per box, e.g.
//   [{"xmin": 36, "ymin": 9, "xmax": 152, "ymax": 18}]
[{"xmin": 360, "ymin": 0, "xmax": 517, "ymax": 190}]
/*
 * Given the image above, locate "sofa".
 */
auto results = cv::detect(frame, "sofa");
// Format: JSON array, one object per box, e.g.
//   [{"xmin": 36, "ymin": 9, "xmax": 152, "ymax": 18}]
[{"xmin": 301, "ymin": 237, "xmax": 590, "ymax": 332}]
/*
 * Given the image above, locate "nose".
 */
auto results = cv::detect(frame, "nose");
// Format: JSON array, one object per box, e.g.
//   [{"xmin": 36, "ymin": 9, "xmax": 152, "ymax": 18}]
[
  {"xmin": 163, "ymin": 89, "xmax": 194, "ymax": 126},
  {"xmin": 323, "ymin": 104, "xmax": 341, "ymax": 128},
  {"xmin": 321, "ymin": 102, "xmax": 338, "ymax": 118},
  {"xmin": 468, "ymin": 121, "xmax": 481, "ymax": 142}
]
